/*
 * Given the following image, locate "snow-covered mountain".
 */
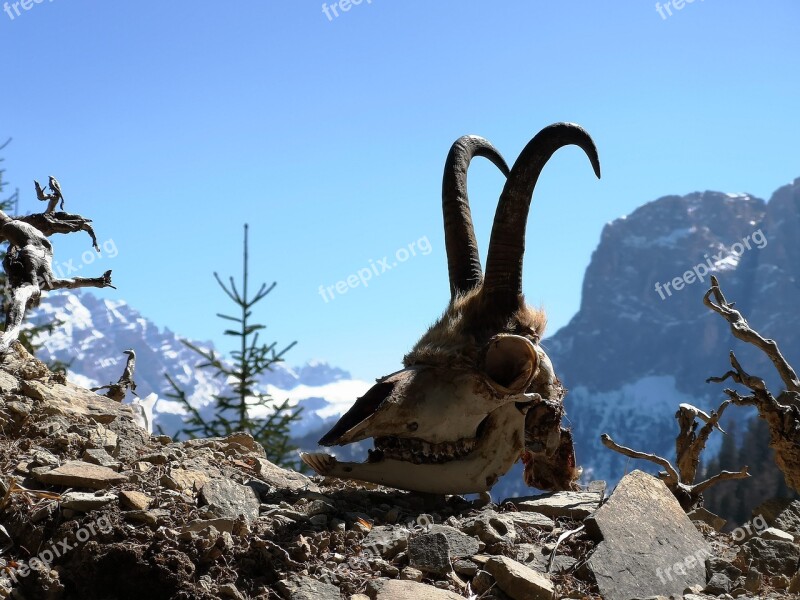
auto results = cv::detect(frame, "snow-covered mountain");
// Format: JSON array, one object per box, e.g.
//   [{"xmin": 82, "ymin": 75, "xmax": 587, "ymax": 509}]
[
  {"xmin": 28, "ymin": 292, "xmax": 371, "ymax": 439},
  {"xmin": 25, "ymin": 175, "xmax": 800, "ymax": 501}
]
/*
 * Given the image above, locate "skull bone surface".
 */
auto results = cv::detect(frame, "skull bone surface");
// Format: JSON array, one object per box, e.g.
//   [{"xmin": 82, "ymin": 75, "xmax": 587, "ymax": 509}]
[{"xmin": 301, "ymin": 123, "xmax": 600, "ymax": 494}]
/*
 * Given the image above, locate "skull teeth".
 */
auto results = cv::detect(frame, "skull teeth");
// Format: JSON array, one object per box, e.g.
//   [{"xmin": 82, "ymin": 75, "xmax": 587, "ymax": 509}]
[{"xmin": 373, "ymin": 436, "xmax": 477, "ymax": 464}]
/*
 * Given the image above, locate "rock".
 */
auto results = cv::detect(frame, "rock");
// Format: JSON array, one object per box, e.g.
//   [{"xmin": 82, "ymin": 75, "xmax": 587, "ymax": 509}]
[
  {"xmin": 161, "ymin": 469, "xmax": 209, "ymax": 494},
  {"xmin": 453, "ymin": 559, "xmax": 478, "ymax": 577},
  {"xmin": 31, "ymin": 449, "xmax": 60, "ymax": 468},
  {"xmin": 760, "ymin": 527, "xmax": 795, "ymax": 542},
  {"xmin": 86, "ymin": 424, "xmax": 118, "ymax": 452},
  {"xmin": 471, "ymin": 570, "xmax": 494, "ymax": 594},
  {"xmin": 585, "ymin": 470, "xmax": 710, "ymax": 600},
  {"xmin": 61, "ymin": 491, "xmax": 116, "ymax": 511},
  {"xmin": 366, "ymin": 579, "xmax": 462, "ymax": 600},
  {"xmin": 275, "ymin": 575, "xmax": 341, "ymax": 600},
  {"xmin": 772, "ymin": 574, "xmax": 791, "ymax": 589},
  {"xmin": 507, "ymin": 490, "xmax": 602, "ymax": 520},
  {"xmin": 461, "ymin": 510, "xmax": 517, "ymax": 545},
  {"xmin": 82, "ymin": 448, "xmax": 121, "ymax": 471},
  {"xmin": 123, "ymin": 509, "xmax": 171, "ymax": 526},
  {"xmin": 704, "ymin": 572, "xmax": 732, "ymax": 595},
  {"xmin": 549, "ymin": 555, "xmax": 577, "ymax": 573},
  {"xmin": 485, "ymin": 556, "xmax": 554, "ymax": 600},
  {"xmin": 34, "ymin": 460, "xmax": 128, "ymax": 489},
  {"xmin": 199, "ymin": 478, "xmax": 260, "ymax": 524},
  {"xmin": 752, "ymin": 497, "xmax": 797, "ymax": 528},
  {"xmin": 428, "ymin": 524, "xmax": 480, "ymax": 558},
  {"xmin": 400, "ymin": 567, "xmax": 423, "ymax": 582},
  {"xmin": 119, "ymin": 490, "xmax": 152, "ymax": 510},
  {"xmin": 516, "ymin": 543, "xmax": 549, "ymax": 571},
  {"xmin": 687, "ymin": 506, "xmax": 726, "ymax": 531},
  {"xmin": 254, "ymin": 457, "xmax": 319, "ymax": 493},
  {"xmin": 706, "ymin": 557, "xmax": 742, "ymax": 583},
  {"xmin": 217, "ymin": 583, "xmax": 245, "ymax": 600},
  {"xmin": 362, "ymin": 525, "xmax": 409, "ymax": 559},
  {"xmin": 178, "ymin": 518, "xmax": 243, "ymax": 537},
  {"xmin": 21, "ymin": 378, "xmax": 135, "ymax": 425},
  {"xmin": 789, "ymin": 570, "xmax": 800, "ymax": 593},
  {"xmin": 505, "ymin": 511, "xmax": 555, "ymax": 531},
  {"xmin": 744, "ymin": 568, "xmax": 762, "ymax": 593},
  {"xmin": 408, "ymin": 531, "xmax": 452, "ymax": 575},
  {"xmin": 738, "ymin": 537, "xmax": 800, "ymax": 576}
]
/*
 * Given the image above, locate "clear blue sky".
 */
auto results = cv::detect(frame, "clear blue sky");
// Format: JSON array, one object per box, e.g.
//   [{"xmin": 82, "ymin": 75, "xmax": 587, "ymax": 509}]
[{"xmin": 1, "ymin": 1, "xmax": 798, "ymax": 380}]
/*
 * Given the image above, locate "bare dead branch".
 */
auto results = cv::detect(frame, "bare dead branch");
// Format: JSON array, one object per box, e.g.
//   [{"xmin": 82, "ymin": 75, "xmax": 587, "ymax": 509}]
[
  {"xmin": 704, "ymin": 274, "xmax": 800, "ymax": 393},
  {"xmin": 91, "ymin": 350, "xmax": 137, "ymax": 402},
  {"xmin": 706, "ymin": 276, "xmax": 800, "ymax": 492},
  {"xmin": 600, "ymin": 433, "xmax": 680, "ymax": 484},
  {"xmin": 693, "ymin": 467, "xmax": 750, "ymax": 496}
]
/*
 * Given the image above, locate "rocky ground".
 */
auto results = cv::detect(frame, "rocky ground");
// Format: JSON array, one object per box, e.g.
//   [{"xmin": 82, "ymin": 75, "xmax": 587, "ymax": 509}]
[{"xmin": 1, "ymin": 344, "xmax": 800, "ymax": 600}]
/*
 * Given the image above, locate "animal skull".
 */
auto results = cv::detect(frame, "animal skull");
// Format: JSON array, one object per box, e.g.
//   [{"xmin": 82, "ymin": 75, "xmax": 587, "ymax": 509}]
[{"xmin": 301, "ymin": 123, "xmax": 600, "ymax": 494}]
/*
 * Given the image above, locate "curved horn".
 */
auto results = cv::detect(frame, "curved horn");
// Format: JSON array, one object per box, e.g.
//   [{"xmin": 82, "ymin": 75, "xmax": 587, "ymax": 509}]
[
  {"xmin": 443, "ymin": 135, "xmax": 510, "ymax": 298},
  {"xmin": 483, "ymin": 123, "xmax": 601, "ymax": 304}
]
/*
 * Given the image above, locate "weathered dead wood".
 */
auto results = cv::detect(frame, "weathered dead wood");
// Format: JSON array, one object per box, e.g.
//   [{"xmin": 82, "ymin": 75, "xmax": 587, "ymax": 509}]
[
  {"xmin": 0, "ymin": 209, "xmax": 99, "ymax": 251},
  {"xmin": 0, "ymin": 181, "xmax": 113, "ymax": 355},
  {"xmin": 705, "ymin": 274, "xmax": 800, "ymax": 491},
  {"xmin": 601, "ymin": 396, "xmax": 749, "ymax": 511},
  {"xmin": 91, "ymin": 350, "xmax": 137, "ymax": 402}
]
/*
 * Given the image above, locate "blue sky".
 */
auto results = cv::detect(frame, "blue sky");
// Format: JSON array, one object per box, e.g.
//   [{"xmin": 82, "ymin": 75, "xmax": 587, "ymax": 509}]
[{"xmin": 1, "ymin": 1, "xmax": 798, "ymax": 380}]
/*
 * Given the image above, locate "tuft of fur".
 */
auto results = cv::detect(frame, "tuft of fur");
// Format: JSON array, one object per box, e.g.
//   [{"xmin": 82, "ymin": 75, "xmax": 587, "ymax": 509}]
[{"xmin": 403, "ymin": 284, "xmax": 547, "ymax": 369}]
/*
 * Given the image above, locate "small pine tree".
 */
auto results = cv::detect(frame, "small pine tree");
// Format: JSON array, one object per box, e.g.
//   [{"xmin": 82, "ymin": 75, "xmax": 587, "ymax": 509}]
[{"xmin": 165, "ymin": 224, "xmax": 302, "ymax": 468}]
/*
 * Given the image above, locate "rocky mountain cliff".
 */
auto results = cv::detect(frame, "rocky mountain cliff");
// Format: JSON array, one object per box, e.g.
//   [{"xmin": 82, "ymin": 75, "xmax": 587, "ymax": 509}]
[{"xmin": 545, "ymin": 177, "xmax": 800, "ymax": 491}]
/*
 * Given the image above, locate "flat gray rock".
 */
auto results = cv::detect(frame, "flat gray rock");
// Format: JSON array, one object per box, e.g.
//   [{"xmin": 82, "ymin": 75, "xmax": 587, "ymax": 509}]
[
  {"xmin": 585, "ymin": 470, "xmax": 710, "ymax": 600},
  {"xmin": 254, "ymin": 457, "xmax": 319, "ymax": 493},
  {"xmin": 506, "ymin": 510, "xmax": 555, "ymax": 531},
  {"xmin": 362, "ymin": 525, "xmax": 410, "ymax": 559},
  {"xmin": 428, "ymin": 524, "xmax": 480, "ymax": 558},
  {"xmin": 485, "ymin": 555, "xmax": 555, "ymax": 600},
  {"xmin": 34, "ymin": 460, "xmax": 128, "ymax": 489},
  {"xmin": 508, "ymin": 490, "xmax": 602, "ymax": 519},
  {"xmin": 738, "ymin": 537, "xmax": 800, "ymax": 577},
  {"xmin": 366, "ymin": 579, "xmax": 463, "ymax": 600},
  {"xmin": 199, "ymin": 478, "xmax": 260, "ymax": 524},
  {"xmin": 408, "ymin": 531, "xmax": 452, "ymax": 575},
  {"xmin": 460, "ymin": 509, "xmax": 517, "ymax": 545},
  {"xmin": 275, "ymin": 575, "xmax": 340, "ymax": 600}
]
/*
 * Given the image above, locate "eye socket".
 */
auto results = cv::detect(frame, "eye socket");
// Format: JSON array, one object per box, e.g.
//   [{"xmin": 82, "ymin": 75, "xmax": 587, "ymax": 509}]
[{"xmin": 482, "ymin": 334, "xmax": 539, "ymax": 394}]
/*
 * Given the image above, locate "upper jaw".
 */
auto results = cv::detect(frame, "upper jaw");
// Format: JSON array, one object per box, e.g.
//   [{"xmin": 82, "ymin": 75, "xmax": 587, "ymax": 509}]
[{"xmin": 319, "ymin": 365, "xmax": 529, "ymax": 448}]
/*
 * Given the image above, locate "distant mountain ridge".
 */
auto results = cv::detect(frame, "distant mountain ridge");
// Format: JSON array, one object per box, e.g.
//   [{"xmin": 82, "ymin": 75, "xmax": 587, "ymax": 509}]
[{"xmin": 29, "ymin": 291, "xmax": 371, "ymax": 439}]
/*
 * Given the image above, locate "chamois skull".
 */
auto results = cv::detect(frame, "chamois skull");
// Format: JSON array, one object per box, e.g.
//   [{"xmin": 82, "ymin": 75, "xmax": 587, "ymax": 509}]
[{"xmin": 301, "ymin": 123, "xmax": 600, "ymax": 494}]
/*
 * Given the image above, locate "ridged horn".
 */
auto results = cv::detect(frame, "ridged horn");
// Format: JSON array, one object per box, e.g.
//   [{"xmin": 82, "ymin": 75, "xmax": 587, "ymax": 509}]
[
  {"xmin": 483, "ymin": 123, "xmax": 600, "ymax": 305},
  {"xmin": 443, "ymin": 135, "xmax": 510, "ymax": 298}
]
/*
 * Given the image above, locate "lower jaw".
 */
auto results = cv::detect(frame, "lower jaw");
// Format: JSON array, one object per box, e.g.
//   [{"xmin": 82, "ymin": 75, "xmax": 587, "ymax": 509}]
[{"xmin": 301, "ymin": 404, "xmax": 526, "ymax": 494}]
